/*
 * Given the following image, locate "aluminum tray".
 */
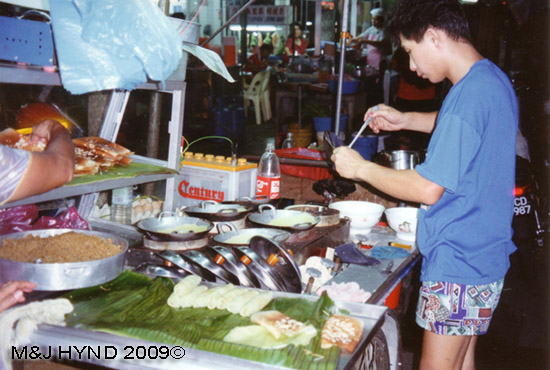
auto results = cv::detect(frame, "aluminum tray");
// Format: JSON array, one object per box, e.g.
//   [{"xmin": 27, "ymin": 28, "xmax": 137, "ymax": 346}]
[
  {"xmin": 26, "ymin": 288, "xmax": 390, "ymax": 370},
  {"xmin": 0, "ymin": 229, "xmax": 127, "ymax": 291}
]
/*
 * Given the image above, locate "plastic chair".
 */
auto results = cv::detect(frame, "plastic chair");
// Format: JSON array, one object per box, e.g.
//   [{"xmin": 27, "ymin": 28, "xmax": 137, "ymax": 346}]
[{"xmin": 244, "ymin": 70, "xmax": 271, "ymax": 125}]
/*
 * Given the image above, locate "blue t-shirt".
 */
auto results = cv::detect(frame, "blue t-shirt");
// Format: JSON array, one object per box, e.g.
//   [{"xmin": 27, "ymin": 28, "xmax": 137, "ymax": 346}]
[{"xmin": 415, "ymin": 59, "xmax": 518, "ymax": 285}]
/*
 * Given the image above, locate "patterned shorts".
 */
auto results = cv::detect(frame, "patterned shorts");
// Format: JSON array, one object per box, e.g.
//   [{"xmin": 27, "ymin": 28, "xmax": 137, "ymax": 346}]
[{"xmin": 415, "ymin": 279, "xmax": 504, "ymax": 336}]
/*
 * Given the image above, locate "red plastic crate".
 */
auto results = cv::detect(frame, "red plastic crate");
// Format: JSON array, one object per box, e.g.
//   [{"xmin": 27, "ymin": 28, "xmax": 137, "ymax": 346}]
[{"xmin": 275, "ymin": 148, "xmax": 333, "ymax": 181}]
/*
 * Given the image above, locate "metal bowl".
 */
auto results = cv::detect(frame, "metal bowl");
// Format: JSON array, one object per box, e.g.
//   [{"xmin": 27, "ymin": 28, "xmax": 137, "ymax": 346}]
[
  {"xmin": 137, "ymin": 212, "xmax": 213, "ymax": 242},
  {"xmin": 212, "ymin": 222, "xmax": 290, "ymax": 246},
  {"xmin": 247, "ymin": 204, "xmax": 320, "ymax": 231},
  {"xmin": 0, "ymin": 229, "xmax": 127, "ymax": 291}
]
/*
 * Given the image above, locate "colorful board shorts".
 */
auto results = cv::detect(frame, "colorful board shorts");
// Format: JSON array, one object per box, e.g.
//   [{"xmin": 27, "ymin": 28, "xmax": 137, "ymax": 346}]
[{"xmin": 415, "ymin": 279, "xmax": 504, "ymax": 336}]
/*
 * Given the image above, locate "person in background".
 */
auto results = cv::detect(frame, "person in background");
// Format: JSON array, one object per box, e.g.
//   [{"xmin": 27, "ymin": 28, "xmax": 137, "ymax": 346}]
[
  {"xmin": 244, "ymin": 43, "xmax": 274, "ymax": 73},
  {"xmin": 352, "ymin": 8, "xmax": 391, "ymax": 71},
  {"xmin": 331, "ymin": 1, "xmax": 518, "ymax": 369},
  {"xmin": 388, "ymin": 46, "xmax": 438, "ymax": 150},
  {"xmin": 0, "ymin": 119, "xmax": 75, "ymax": 312},
  {"xmin": 284, "ymin": 22, "xmax": 308, "ymax": 63}
]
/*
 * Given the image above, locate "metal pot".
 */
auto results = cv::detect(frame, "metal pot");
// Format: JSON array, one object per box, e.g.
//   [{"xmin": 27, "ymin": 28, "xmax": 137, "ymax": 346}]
[
  {"xmin": 0, "ymin": 229, "xmax": 128, "ymax": 291},
  {"xmin": 183, "ymin": 200, "xmax": 253, "ymax": 222},
  {"xmin": 284, "ymin": 205, "xmax": 340, "ymax": 227},
  {"xmin": 137, "ymin": 212, "xmax": 213, "ymax": 242},
  {"xmin": 247, "ymin": 204, "xmax": 320, "ymax": 231},
  {"xmin": 212, "ymin": 222, "xmax": 290, "ymax": 246},
  {"xmin": 375, "ymin": 150, "xmax": 421, "ymax": 170}
]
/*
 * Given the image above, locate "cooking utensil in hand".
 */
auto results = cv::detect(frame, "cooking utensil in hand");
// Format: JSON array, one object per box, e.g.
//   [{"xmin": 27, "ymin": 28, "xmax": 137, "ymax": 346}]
[
  {"xmin": 348, "ymin": 105, "xmax": 379, "ymax": 149},
  {"xmin": 323, "ymin": 130, "xmax": 344, "ymax": 171}
]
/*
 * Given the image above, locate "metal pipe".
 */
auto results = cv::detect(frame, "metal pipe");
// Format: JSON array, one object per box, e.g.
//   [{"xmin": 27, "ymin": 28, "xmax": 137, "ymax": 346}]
[
  {"xmin": 334, "ymin": 0, "xmax": 350, "ymax": 134},
  {"xmin": 200, "ymin": 0, "xmax": 256, "ymax": 47}
]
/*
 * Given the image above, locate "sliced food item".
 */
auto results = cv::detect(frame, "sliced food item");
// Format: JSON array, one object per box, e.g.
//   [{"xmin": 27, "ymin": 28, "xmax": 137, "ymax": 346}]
[
  {"xmin": 226, "ymin": 289, "xmax": 258, "ymax": 314},
  {"xmin": 206, "ymin": 284, "xmax": 235, "ymax": 310},
  {"xmin": 239, "ymin": 291, "xmax": 273, "ymax": 317},
  {"xmin": 173, "ymin": 275, "xmax": 202, "ymax": 296},
  {"xmin": 223, "ymin": 323, "xmax": 317, "ymax": 349},
  {"xmin": 0, "ymin": 128, "xmax": 46, "ymax": 152},
  {"xmin": 73, "ymin": 136, "xmax": 133, "ymax": 158},
  {"xmin": 321, "ymin": 314, "xmax": 363, "ymax": 353},
  {"xmin": 215, "ymin": 286, "xmax": 248, "ymax": 310},
  {"xmin": 74, "ymin": 157, "xmax": 100, "ymax": 176},
  {"xmin": 250, "ymin": 310, "xmax": 313, "ymax": 339},
  {"xmin": 168, "ymin": 285, "xmax": 208, "ymax": 309}
]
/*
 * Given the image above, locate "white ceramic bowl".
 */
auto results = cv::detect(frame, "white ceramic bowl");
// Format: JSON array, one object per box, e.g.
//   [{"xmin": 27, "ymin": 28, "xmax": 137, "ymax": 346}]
[
  {"xmin": 384, "ymin": 207, "xmax": 419, "ymax": 241},
  {"xmin": 329, "ymin": 201, "xmax": 385, "ymax": 234}
]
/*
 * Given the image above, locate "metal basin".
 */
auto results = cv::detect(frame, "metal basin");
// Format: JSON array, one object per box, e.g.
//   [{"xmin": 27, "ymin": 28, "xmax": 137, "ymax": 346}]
[{"xmin": 0, "ymin": 229, "xmax": 127, "ymax": 291}]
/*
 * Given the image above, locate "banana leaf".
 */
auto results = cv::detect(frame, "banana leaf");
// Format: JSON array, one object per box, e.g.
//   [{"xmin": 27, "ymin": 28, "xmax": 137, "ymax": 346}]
[
  {"xmin": 67, "ymin": 162, "xmax": 178, "ymax": 186},
  {"xmin": 62, "ymin": 270, "xmax": 341, "ymax": 370}
]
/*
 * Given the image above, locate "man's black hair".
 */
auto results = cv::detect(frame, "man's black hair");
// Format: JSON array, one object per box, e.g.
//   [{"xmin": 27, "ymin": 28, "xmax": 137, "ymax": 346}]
[
  {"xmin": 260, "ymin": 43, "xmax": 274, "ymax": 52},
  {"xmin": 385, "ymin": 0, "xmax": 471, "ymax": 46}
]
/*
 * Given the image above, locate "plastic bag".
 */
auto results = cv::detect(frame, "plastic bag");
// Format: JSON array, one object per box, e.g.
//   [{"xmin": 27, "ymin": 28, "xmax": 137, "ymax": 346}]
[
  {"xmin": 32, "ymin": 206, "xmax": 89, "ymax": 230},
  {"xmin": 49, "ymin": 0, "xmax": 182, "ymax": 94},
  {"xmin": 0, "ymin": 205, "xmax": 39, "ymax": 235},
  {"xmin": 0, "ymin": 205, "xmax": 89, "ymax": 235}
]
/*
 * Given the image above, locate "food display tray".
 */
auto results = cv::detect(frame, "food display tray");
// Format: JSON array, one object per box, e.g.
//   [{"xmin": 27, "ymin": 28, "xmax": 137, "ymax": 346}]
[{"xmin": 26, "ymin": 289, "xmax": 389, "ymax": 370}]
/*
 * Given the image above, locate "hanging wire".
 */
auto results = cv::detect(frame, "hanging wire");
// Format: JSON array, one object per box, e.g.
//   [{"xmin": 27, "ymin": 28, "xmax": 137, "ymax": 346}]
[{"xmin": 182, "ymin": 135, "xmax": 233, "ymax": 154}]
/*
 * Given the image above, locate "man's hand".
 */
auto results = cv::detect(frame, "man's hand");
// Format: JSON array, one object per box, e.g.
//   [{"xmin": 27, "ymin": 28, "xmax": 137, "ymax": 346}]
[
  {"xmin": 331, "ymin": 146, "xmax": 368, "ymax": 181},
  {"xmin": 365, "ymin": 104, "xmax": 408, "ymax": 133},
  {"xmin": 27, "ymin": 119, "xmax": 66, "ymax": 147},
  {"xmin": 0, "ymin": 281, "xmax": 36, "ymax": 313}
]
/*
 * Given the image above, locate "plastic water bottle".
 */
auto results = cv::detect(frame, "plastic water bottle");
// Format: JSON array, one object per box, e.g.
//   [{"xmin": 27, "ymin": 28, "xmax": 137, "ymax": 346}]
[
  {"xmin": 256, "ymin": 142, "xmax": 280, "ymax": 199},
  {"xmin": 111, "ymin": 186, "xmax": 133, "ymax": 224},
  {"xmin": 281, "ymin": 132, "xmax": 297, "ymax": 149}
]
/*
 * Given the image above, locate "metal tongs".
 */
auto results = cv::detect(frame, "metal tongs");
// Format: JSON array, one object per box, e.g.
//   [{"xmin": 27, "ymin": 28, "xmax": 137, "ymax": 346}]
[{"xmin": 348, "ymin": 105, "xmax": 379, "ymax": 148}]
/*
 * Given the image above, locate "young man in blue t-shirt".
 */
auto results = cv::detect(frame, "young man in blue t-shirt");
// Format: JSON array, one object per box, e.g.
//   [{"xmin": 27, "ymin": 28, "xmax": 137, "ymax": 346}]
[{"xmin": 331, "ymin": 0, "xmax": 518, "ymax": 368}]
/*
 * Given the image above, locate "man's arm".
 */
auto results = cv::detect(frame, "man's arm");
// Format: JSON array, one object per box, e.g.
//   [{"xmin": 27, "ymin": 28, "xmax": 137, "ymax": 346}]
[
  {"xmin": 7, "ymin": 120, "xmax": 75, "ymax": 202},
  {"xmin": 365, "ymin": 104, "xmax": 438, "ymax": 134},
  {"xmin": 332, "ymin": 147, "xmax": 444, "ymax": 205}
]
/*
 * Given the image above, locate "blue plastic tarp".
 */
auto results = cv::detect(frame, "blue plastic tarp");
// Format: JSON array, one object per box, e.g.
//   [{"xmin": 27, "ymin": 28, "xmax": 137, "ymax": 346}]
[{"xmin": 49, "ymin": 0, "xmax": 182, "ymax": 94}]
